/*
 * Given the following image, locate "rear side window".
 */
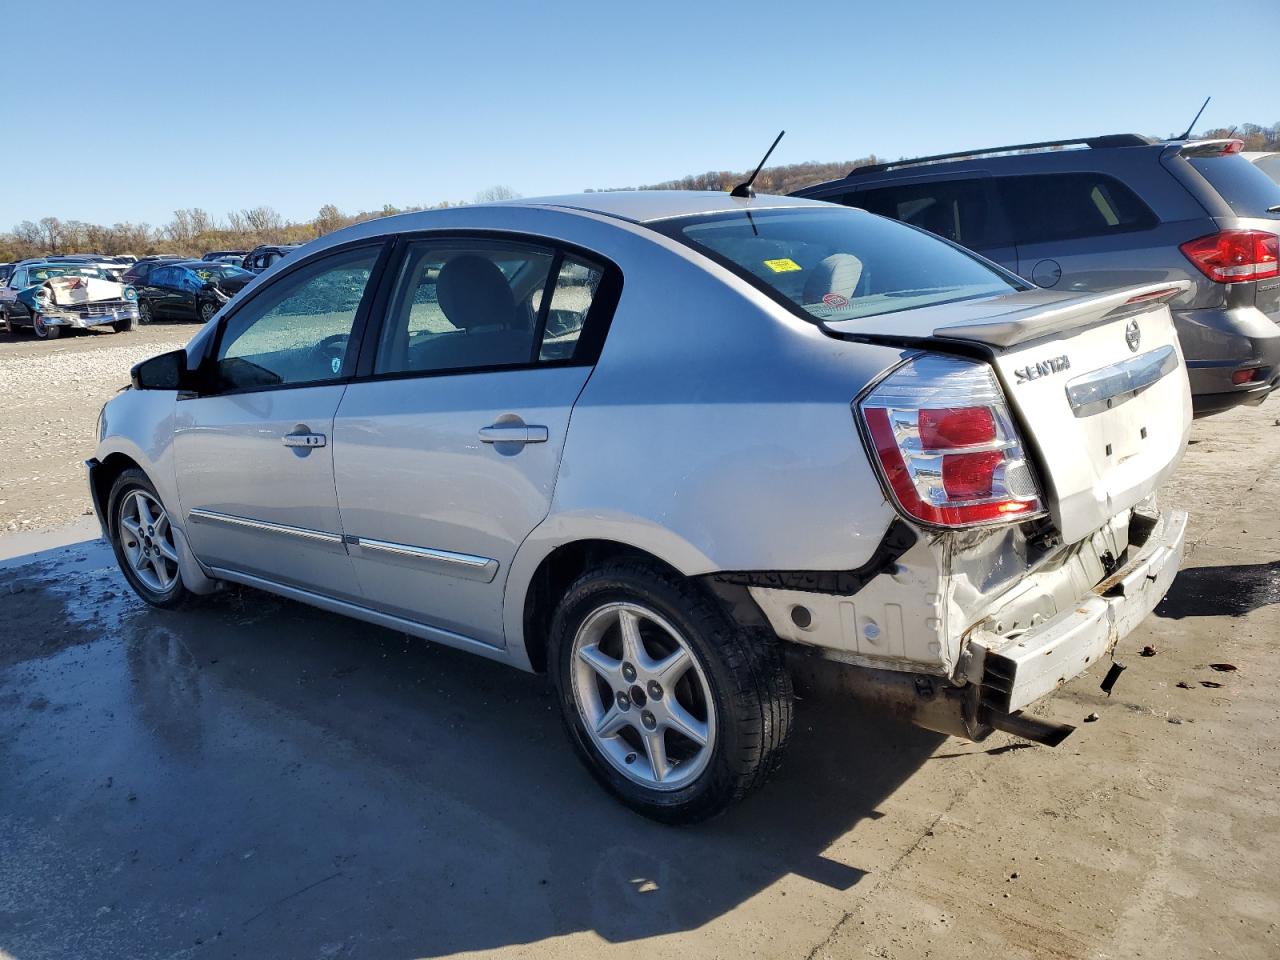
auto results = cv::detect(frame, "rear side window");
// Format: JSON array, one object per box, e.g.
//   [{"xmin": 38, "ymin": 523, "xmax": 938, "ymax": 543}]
[
  {"xmin": 374, "ymin": 241, "xmax": 609, "ymax": 376},
  {"xmin": 1187, "ymin": 155, "xmax": 1280, "ymax": 217},
  {"xmin": 997, "ymin": 173, "xmax": 1158, "ymax": 244},
  {"xmin": 856, "ymin": 179, "xmax": 1003, "ymax": 248},
  {"xmin": 659, "ymin": 207, "xmax": 1022, "ymax": 323}
]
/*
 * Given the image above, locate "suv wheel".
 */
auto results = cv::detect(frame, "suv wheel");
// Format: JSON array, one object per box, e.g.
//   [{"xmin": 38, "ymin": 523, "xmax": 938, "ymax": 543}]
[
  {"xmin": 108, "ymin": 468, "xmax": 192, "ymax": 609},
  {"xmin": 549, "ymin": 560, "xmax": 793, "ymax": 823}
]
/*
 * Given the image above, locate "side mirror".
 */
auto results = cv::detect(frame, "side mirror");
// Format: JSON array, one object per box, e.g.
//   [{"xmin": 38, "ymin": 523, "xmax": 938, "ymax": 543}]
[{"xmin": 131, "ymin": 349, "xmax": 199, "ymax": 391}]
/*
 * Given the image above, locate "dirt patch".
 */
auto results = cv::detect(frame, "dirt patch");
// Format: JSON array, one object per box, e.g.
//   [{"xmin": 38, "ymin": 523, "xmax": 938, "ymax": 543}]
[{"xmin": 0, "ymin": 324, "xmax": 188, "ymax": 533}]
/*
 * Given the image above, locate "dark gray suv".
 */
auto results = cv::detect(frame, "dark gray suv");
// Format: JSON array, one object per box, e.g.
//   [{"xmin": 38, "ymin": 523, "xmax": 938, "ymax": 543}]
[{"xmin": 792, "ymin": 134, "xmax": 1280, "ymax": 416}]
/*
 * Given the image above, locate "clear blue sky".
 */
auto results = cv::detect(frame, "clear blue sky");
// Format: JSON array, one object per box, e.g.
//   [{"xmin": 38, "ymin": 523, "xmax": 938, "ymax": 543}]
[{"xmin": 8, "ymin": 0, "xmax": 1278, "ymax": 227}]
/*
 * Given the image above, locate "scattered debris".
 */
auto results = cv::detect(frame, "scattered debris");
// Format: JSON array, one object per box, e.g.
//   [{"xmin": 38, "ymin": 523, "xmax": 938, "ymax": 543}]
[
  {"xmin": 1209, "ymin": 663, "xmax": 1237, "ymax": 672},
  {"xmin": 1200, "ymin": 680, "xmax": 1223, "ymax": 688},
  {"xmin": 1100, "ymin": 661, "xmax": 1127, "ymax": 695},
  {"xmin": 1168, "ymin": 717, "xmax": 1184, "ymax": 725},
  {"xmin": 1084, "ymin": 712, "xmax": 1100, "ymax": 723},
  {"xmin": 1140, "ymin": 645, "xmax": 1157, "ymax": 657},
  {"xmin": 1176, "ymin": 681, "xmax": 1194, "ymax": 689}
]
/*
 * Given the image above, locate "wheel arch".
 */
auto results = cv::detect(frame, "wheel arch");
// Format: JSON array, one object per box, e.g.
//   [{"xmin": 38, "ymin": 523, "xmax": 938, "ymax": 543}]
[{"xmin": 508, "ymin": 520, "xmax": 717, "ymax": 674}]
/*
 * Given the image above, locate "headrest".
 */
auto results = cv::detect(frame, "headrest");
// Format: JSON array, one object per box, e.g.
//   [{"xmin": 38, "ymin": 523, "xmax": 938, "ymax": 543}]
[
  {"xmin": 803, "ymin": 253, "xmax": 864, "ymax": 304},
  {"xmin": 436, "ymin": 254, "xmax": 515, "ymax": 331}
]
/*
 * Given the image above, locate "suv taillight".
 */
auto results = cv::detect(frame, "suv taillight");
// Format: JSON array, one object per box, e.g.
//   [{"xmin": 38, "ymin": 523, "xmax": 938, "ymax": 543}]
[
  {"xmin": 1180, "ymin": 230, "xmax": 1279, "ymax": 283},
  {"xmin": 858, "ymin": 355, "xmax": 1044, "ymax": 528}
]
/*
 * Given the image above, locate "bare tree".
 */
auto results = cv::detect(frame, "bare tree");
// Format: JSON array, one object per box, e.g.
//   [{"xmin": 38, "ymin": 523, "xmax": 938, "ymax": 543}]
[{"xmin": 314, "ymin": 204, "xmax": 346, "ymax": 236}]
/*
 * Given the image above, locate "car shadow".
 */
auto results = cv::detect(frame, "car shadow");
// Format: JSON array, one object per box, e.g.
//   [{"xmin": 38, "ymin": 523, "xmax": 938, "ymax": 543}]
[
  {"xmin": 0, "ymin": 547, "xmax": 943, "ymax": 958},
  {"xmin": 1155, "ymin": 561, "xmax": 1280, "ymax": 619}
]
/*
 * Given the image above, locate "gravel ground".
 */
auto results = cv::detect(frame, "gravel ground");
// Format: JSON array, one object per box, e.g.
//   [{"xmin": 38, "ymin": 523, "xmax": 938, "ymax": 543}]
[{"xmin": 0, "ymin": 324, "xmax": 189, "ymax": 532}]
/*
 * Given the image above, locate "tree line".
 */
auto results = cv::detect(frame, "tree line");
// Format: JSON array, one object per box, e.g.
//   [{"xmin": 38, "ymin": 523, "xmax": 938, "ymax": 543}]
[{"xmin": 3, "ymin": 122, "xmax": 1276, "ymax": 263}]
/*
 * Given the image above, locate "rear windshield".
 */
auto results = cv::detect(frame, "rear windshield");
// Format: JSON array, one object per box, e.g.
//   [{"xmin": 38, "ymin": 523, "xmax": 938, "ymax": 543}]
[
  {"xmin": 657, "ymin": 207, "xmax": 1023, "ymax": 322},
  {"xmin": 1188, "ymin": 154, "xmax": 1280, "ymax": 217}
]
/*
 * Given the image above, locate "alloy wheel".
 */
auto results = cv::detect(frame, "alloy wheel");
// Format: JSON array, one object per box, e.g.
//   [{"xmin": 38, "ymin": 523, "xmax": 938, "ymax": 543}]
[
  {"xmin": 118, "ymin": 489, "xmax": 180, "ymax": 593},
  {"xmin": 570, "ymin": 602, "xmax": 717, "ymax": 790}
]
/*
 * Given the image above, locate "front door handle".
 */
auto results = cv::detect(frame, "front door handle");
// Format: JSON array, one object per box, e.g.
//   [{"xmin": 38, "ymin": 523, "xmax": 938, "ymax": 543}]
[
  {"xmin": 478, "ymin": 424, "xmax": 549, "ymax": 444},
  {"xmin": 282, "ymin": 431, "xmax": 327, "ymax": 448}
]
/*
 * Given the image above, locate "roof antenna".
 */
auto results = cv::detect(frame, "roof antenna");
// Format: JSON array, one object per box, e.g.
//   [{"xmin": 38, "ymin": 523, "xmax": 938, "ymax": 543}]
[
  {"xmin": 730, "ymin": 130, "xmax": 785, "ymax": 198},
  {"xmin": 1176, "ymin": 96, "xmax": 1211, "ymax": 141}
]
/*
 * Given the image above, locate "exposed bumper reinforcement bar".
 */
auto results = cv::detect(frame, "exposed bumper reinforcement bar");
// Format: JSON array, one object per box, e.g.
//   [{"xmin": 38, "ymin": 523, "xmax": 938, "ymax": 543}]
[{"xmin": 970, "ymin": 509, "xmax": 1188, "ymax": 715}]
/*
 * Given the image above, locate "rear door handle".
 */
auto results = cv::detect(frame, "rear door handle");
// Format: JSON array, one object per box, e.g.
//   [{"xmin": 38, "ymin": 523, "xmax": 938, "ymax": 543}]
[
  {"xmin": 478, "ymin": 424, "xmax": 549, "ymax": 444},
  {"xmin": 282, "ymin": 431, "xmax": 327, "ymax": 448}
]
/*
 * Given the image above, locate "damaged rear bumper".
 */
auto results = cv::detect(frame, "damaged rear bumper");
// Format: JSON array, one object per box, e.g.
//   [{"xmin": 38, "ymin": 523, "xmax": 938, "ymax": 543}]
[{"xmin": 964, "ymin": 508, "xmax": 1187, "ymax": 714}]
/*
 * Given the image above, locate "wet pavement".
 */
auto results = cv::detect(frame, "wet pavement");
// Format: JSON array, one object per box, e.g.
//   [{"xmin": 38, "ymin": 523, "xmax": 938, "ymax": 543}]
[{"xmin": 2, "ymin": 403, "xmax": 1279, "ymax": 960}]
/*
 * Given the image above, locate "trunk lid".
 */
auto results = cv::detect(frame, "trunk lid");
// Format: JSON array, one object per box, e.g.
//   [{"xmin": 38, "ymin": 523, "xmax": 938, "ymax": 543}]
[{"xmin": 827, "ymin": 282, "xmax": 1194, "ymax": 544}]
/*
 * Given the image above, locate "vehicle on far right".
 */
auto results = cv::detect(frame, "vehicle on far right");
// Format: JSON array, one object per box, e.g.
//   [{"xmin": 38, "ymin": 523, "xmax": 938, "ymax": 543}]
[
  {"xmin": 1243, "ymin": 151, "xmax": 1280, "ymax": 186},
  {"xmin": 792, "ymin": 134, "xmax": 1280, "ymax": 417}
]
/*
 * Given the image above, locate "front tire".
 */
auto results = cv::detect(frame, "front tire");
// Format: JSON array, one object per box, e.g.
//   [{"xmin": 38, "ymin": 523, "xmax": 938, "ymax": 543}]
[
  {"xmin": 31, "ymin": 313, "xmax": 61, "ymax": 339},
  {"xmin": 112, "ymin": 315, "xmax": 136, "ymax": 333},
  {"xmin": 108, "ymin": 468, "xmax": 192, "ymax": 609},
  {"xmin": 138, "ymin": 300, "xmax": 154, "ymax": 325},
  {"xmin": 199, "ymin": 300, "xmax": 218, "ymax": 323},
  {"xmin": 549, "ymin": 560, "xmax": 793, "ymax": 824}
]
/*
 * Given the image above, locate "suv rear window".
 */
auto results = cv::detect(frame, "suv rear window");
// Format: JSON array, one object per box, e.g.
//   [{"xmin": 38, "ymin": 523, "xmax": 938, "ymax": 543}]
[
  {"xmin": 996, "ymin": 173, "xmax": 1158, "ymax": 244},
  {"xmin": 657, "ymin": 207, "xmax": 1022, "ymax": 323},
  {"xmin": 1187, "ymin": 154, "xmax": 1280, "ymax": 217}
]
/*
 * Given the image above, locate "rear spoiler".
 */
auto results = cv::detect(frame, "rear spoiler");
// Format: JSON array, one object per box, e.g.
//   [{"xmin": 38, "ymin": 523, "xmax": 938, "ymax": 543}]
[{"xmin": 931, "ymin": 281, "xmax": 1192, "ymax": 349}]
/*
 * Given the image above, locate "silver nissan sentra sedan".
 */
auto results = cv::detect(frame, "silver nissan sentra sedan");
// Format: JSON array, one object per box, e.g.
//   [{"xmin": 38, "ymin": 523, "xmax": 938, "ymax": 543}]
[{"xmin": 90, "ymin": 191, "xmax": 1191, "ymax": 822}]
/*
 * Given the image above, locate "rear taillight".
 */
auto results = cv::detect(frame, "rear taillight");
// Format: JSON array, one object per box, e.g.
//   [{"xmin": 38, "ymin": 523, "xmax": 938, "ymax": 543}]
[
  {"xmin": 858, "ymin": 355, "xmax": 1044, "ymax": 528},
  {"xmin": 1180, "ymin": 230, "xmax": 1279, "ymax": 283}
]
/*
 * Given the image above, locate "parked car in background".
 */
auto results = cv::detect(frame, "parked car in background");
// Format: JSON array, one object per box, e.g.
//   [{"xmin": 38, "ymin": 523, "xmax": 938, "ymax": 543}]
[
  {"xmin": 202, "ymin": 250, "xmax": 247, "ymax": 263},
  {"xmin": 93, "ymin": 192, "xmax": 1191, "ymax": 821},
  {"xmin": 1243, "ymin": 151, "xmax": 1280, "ymax": 186},
  {"xmin": 121, "ymin": 256, "xmax": 185, "ymax": 287},
  {"xmin": 135, "ymin": 260, "xmax": 254, "ymax": 324},
  {"xmin": 242, "ymin": 244, "xmax": 299, "ymax": 273},
  {"xmin": 792, "ymin": 134, "xmax": 1280, "ymax": 417},
  {"xmin": 1, "ymin": 261, "xmax": 138, "ymax": 338},
  {"xmin": 0, "ymin": 263, "xmax": 11, "ymax": 286}
]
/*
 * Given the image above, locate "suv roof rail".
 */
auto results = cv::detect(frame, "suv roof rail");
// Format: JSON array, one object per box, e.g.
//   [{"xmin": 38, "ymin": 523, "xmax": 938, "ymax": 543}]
[{"xmin": 846, "ymin": 134, "xmax": 1155, "ymax": 178}]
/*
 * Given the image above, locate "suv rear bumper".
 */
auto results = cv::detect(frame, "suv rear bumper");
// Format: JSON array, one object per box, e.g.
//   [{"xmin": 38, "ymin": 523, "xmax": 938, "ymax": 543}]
[
  {"xmin": 967, "ymin": 508, "xmax": 1187, "ymax": 714},
  {"xmin": 1175, "ymin": 304, "xmax": 1280, "ymax": 417}
]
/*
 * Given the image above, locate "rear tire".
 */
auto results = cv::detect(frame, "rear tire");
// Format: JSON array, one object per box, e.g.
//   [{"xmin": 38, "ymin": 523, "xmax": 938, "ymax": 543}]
[
  {"xmin": 108, "ymin": 468, "xmax": 193, "ymax": 609},
  {"xmin": 549, "ymin": 559, "xmax": 793, "ymax": 824}
]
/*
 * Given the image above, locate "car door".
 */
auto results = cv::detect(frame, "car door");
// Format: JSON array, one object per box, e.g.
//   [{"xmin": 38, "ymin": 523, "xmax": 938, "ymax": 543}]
[
  {"xmin": 331, "ymin": 236, "xmax": 617, "ymax": 648},
  {"xmin": 144, "ymin": 266, "xmax": 182, "ymax": 319},
  {"xmin": 172, "ymin": 242, "xmax": 388, "ymax": 600},
  {"xmin": 842, "ymin": 173, "xmax": 1019, "ymax": 273}
]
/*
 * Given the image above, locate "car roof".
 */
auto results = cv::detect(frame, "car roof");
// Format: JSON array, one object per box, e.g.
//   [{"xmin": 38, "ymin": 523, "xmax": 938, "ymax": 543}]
[{"xmin": 496, "ymin": 190, "xmax": 827, "ymax": 224}]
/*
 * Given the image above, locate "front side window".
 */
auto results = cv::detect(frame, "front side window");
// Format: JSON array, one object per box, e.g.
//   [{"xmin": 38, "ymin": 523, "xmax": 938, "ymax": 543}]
[
  {"xmin": 375, "ymin": 240, "xmax": 604, "ymax": 376},
  {"xmin": 856, "ymin": 178, "xmax": 1002, "ymax": 248},
  {"xmin": 658, "ymin": 207, "xmax": 1022, "ymax": 323},
  {"xmin": 213, "ymin": 245, "xmax": 379, "ymax": 390},
  {"xmin": 997, "ymin": 173, "xmax": 1158, "ymax": 244},
  {"xmin": 151, "ymin": 267, "xmax": 180, "ymax": 289}
]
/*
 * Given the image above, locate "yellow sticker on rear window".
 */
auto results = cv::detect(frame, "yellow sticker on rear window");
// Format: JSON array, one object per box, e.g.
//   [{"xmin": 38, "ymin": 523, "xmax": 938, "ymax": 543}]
[{"xmin": 762, "ymin": 257, "xmax": 802, "ymax": 273}]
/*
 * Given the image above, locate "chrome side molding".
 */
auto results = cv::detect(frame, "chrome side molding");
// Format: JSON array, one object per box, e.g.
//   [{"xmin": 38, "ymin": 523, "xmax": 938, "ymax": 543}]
[
  {"xmin": 1064, "ymin": 345, "xmax": 1178, "ymax": 418},
  {"xmin": 187, "ymin": 508, "xmax": 344, "ymax": 545},
  {"xmin": 187, "ymin": 509, "xmax": 500, "ymax": 583},
  {"xmin": 348, "ymin": 536, "xmax": 499, "ymax": 583}
]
